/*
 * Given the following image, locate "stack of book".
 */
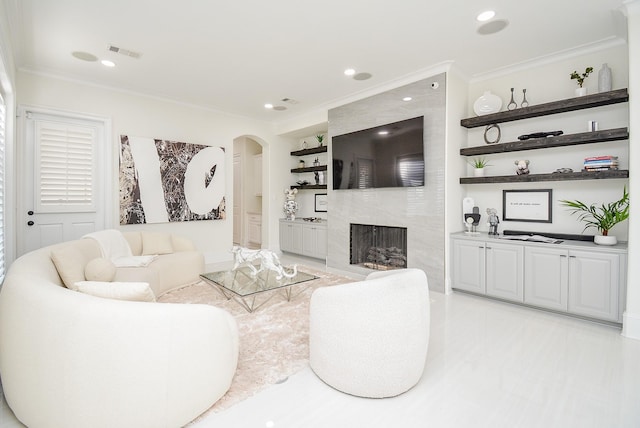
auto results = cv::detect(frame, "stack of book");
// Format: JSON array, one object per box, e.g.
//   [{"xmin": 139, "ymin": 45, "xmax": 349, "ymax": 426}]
[{"xmin": 583, "ymin": 155, "xmax": 618, "ymax": 172}]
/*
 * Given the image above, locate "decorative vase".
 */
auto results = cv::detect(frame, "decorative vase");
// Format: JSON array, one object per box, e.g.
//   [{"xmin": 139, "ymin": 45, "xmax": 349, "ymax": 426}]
[
  {"xmin": 598, "ymin": 63, "xmax": 612, "ymax": 92},
  {"xmin": 575, "ymin": 87, "xmax": 587, "ymax": 97},
  {"xmin": 594, "ymin": 235, "xmax": 617, "ymax": 246},
  {"xmin": 474, "ymin": 168, "xmax": 485, "ymax": 177}
]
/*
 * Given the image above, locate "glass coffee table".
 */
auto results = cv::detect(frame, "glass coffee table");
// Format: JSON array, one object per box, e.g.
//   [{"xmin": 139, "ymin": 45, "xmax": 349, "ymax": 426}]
[{"xmin": 200, "ymin": 266, "xmax": 318, "ymax": 313}]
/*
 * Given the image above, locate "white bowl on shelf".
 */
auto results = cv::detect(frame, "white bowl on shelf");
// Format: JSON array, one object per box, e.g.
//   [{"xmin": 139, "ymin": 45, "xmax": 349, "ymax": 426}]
[{"xmin": 473, "ymin": 91, "xmax": 502, "ymax": 116}]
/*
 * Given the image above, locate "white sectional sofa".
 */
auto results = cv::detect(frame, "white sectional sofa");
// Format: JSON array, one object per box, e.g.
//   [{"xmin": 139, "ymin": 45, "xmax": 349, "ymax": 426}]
[{"xmin": 0, "ymin": 231, "xmax": 239, "ymax": 428}]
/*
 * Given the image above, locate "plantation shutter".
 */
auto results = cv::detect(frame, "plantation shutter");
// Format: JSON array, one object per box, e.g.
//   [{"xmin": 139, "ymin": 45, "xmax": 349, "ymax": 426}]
[
  {"xmin": 35, "ymin": 120, "xmax": 96, "ymax": 212},
  {"xmin": 0, "ymin": 94, "xmax": 6, "ymax": 282}
]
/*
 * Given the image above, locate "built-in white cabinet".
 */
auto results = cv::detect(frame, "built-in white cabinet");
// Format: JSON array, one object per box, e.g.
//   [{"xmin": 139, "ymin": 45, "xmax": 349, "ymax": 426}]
[
  {"xmin": 280, "ymin": 219, "xmax": 327, "ymax": 260},
  {"xmin": 451, "ymin": 233, "xmax": 627, "ymax": 324},
  {"xmin": 452, "ymin": 238, "xmax": 523, "ymax": 302},
  {"xmin": 246, "ymin": 212, "xmax": 262, "ymax": 249}
]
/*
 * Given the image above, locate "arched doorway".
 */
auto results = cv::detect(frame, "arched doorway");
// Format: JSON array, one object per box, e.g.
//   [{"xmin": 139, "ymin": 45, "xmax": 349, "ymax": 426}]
[{"xmin": 232, "ymin": 135, "xmax": 266, "ymax": 249}]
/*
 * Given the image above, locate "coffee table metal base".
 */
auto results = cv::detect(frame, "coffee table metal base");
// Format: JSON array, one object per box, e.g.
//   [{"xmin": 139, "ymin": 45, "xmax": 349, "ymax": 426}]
[{"xmin": 200, "ymin": 267, "xmax": 317, "ymax": 313}]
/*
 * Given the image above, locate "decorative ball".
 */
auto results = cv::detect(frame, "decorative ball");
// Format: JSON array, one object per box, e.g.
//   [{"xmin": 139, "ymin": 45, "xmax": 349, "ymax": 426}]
[{"xmin": 84, "ymin": 258, "xmax": 116, "ymax": 282}]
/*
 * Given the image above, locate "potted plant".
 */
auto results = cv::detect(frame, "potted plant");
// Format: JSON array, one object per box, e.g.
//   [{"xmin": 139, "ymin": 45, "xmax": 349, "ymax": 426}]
[
  {"xmin": 570, "ymin": 67, "xmax": 593, "ymax": 96},
  {"xmin": 468, "ymin": 157, "xmax": 490, "ymax": 177},
  {"xmin": 316, "ymin": 134, "xmax": 325, "ymax": 147},
  {"xmin": 559, "ymin": 187, "xmax": 629, "ymax": 245}
]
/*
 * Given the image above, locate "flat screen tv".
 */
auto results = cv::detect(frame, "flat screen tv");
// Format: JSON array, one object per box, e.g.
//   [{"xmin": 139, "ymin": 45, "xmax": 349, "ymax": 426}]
[{"xmin": 332, "ymin": 116, "xmax": 425, "ymax": 190}]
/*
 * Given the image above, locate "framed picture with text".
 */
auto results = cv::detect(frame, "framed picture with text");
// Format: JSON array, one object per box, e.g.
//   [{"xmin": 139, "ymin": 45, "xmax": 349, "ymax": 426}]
[
  {"xmin": 315, "ymin": 193, "xmax": 328, "ymax": 212},
  {"xmin": 503, "ymin": 189, "xmax": 552, "ymax": 223}
]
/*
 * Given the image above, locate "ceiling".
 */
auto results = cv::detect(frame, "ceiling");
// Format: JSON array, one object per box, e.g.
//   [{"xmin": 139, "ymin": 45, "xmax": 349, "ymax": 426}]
[{"xmin": 3, "ymin": 0, "xmax": 628, "ymax": 125}]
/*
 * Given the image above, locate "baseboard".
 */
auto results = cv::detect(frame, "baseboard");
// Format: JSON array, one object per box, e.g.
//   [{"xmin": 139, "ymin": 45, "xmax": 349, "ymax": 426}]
[{"xmin": 622, "ymin": 311, "xmax": 640, "ymax": 340}]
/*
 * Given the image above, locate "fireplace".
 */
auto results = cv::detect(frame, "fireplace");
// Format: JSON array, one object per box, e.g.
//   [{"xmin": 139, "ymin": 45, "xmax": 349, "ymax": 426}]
[{"xmin": 350, "ymin": 223, "xmax": 407, "ymax": 270}]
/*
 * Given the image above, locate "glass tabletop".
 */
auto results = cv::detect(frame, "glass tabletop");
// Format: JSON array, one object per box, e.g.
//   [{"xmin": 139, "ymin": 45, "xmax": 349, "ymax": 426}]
[{"xmin": 200, "ymin": 266, "xmax": 317, "ymax": 297}]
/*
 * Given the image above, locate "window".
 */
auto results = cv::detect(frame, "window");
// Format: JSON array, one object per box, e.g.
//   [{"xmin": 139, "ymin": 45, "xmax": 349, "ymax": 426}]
[
  {"xmin": 0, "ymin": 93, "xmax": 5, "ymax": 282},
  {"xmin": 35, "ymin": 120, "xmax": 96, "ymax": 212}
]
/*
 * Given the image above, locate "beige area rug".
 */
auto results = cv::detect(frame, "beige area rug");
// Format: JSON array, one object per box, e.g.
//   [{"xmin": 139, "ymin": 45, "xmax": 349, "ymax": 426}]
[{"xmin": 157, "ymin": 266, "xmax": 354, "ymax": 417}]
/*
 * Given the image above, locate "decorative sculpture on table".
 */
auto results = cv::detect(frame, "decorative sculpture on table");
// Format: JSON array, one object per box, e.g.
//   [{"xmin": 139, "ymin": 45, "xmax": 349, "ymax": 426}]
[
  {"xmin": 464, "ymin": 206, "xmax": 481, "ymax": 234},
  {"xmin": 231, "ymin": 246, "xmax": 298, "ymax": 279},
  {"xmin": 283, "ymin": 188, "xmax": 299, "ymax": 220},
  {"xmin": 487, "ymin": 208, "xmax": 500, "ymax": 235}
]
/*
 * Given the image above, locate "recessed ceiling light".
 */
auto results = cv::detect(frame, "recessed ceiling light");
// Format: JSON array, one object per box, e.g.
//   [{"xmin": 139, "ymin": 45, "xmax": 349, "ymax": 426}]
[
  {"xmin": 72, "ymin": 51, "xmax": 98, "ymax": 62},
  {"xmin": 403, "ymin": 96, "xmax": 413, "ymax": 102},
  {"xmin": 344, "ymin": 68, "xmax": 356, "ymax": 76},
  {"xmin": 477, "ymin": 10, "xmax": 495, "ymax": 21},
  {"xmin": 378, "ymin": 130, "xmax": 389, "ymax": 135},
  {"xmin": 101, "ymin": 59, "xmax": 116, "ymax": 67},
  {"xmin": 264, "ymin": 103, "xmax": 274, "ymax": 109}
]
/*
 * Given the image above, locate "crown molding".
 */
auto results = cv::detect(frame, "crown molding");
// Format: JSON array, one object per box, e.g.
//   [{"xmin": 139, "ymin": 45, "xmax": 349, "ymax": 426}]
[{"xmin": 468, "ymin": 36, "xmax": 627, "ymax": 84}]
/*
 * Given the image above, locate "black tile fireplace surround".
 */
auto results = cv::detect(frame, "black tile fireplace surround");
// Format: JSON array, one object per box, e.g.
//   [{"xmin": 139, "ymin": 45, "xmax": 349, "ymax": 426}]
[{"xmin": 350, "ymin": 223, "xmax": 408, "ymax": 270}]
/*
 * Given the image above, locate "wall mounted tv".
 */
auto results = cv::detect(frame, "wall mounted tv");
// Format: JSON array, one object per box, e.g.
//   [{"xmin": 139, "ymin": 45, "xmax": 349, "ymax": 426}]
[{"xmin": 332, "ymin": 116, "xmax": 425, "ymax": 190}]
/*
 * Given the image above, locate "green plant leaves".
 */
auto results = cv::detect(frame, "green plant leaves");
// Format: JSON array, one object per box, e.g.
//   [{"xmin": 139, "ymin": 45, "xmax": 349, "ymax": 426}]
[{"xmin": 559, "ymin": 187, "xmax": 629, "ymax": 235}]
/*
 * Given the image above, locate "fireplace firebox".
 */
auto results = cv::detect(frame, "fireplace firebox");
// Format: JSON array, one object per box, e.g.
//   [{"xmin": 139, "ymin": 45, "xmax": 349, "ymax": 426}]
[{"xmin": 350, "ymin": 223, "xmax": 407, "ymax": 270}]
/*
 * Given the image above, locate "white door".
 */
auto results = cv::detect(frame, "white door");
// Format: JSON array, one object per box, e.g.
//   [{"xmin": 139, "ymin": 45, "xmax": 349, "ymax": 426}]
[
  {"xmin": 18, "ymin": 108, "xmax": 109, "ymax": 255},
  {"xmin": 233, "ymin": 153, "xmax": 242, "ymax": 245}
]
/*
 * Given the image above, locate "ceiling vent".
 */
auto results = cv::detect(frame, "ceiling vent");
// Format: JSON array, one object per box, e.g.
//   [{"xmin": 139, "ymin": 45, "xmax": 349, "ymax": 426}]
[{"xmin": 107, "ymin": 45, "xmax": 143, "ymax": 59}]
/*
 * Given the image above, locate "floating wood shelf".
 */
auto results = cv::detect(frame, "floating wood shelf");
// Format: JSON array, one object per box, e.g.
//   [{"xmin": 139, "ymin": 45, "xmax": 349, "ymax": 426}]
[
  {"xmin": 459, "ymin": 170, "xmax": 629, "ymax": 184},
  {"xmin": 290, "ymin": 184, "xmax": 328, "ymax": 190},
  {"xmin": 290, "ymin": 165, "xmax": 328, "ymax": 173},
  {"xmin": 460, "ymin": 88, "xmax": 629, "ymax": 128},
  {"xmin": 290, "ymin": 146, "xmax": 328, "ymax": 156},
  {"xmin": 459, "ymin": 128, "xmax": 629, "ymax": 156}
]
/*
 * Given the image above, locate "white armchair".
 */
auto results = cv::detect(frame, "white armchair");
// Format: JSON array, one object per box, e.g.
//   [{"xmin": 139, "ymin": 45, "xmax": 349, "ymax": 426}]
[{"xmin": 309, "ymin": 268, "xmax": 430, "ymax": 398}]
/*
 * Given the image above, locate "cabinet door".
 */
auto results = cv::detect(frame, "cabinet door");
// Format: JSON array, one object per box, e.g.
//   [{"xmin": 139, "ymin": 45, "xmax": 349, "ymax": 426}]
[
  {"xmin": 486, "ymin": 242, "xmax": 524, "ymax": 302},
  {"xmin": 247, "ymin": 214, "xmax": 261, "ymax": 248},
  {"xmin": 524, "ymin": 247, "xmax": 568, "ymax": 311},
  {"xmin": 290, "ymin": 223, "xmax": 303, "ymax": 254},
  {"xmin": 302, "ymin": 225, "xmax": 315, "ymax": 256},
  {"xmin": 568, "ymin": 250, "xmax": 619, "ymax": 321},
  {"xmin": 279, "ymin": 221, "xmax": 292, "ymax": 252},
  {"xmin": 452, "ymin": 239, "xmax": 485, "ymax": 294},
  {"xmin": 315, "ymin": 225, "xmax": 327, "ymax": 259}
]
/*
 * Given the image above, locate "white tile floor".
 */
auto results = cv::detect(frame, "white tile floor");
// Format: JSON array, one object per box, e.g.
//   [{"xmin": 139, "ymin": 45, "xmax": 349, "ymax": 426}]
[{"xmin": 2, "ymin": 256, "xmax": 640, "ymax": 428}]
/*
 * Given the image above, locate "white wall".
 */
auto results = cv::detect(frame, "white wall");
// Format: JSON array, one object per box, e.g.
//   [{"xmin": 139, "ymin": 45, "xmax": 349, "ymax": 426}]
[
  {"xmin": 622, "ymin": 0, "xmax": 640, "ymax": 339},
  {"xmin": 464, "ymin": 43, "xmax": 630, "ymax": 240},
  {"xmin": 16, "ymin": 71, "xmax": 291, "ymax": 263}
]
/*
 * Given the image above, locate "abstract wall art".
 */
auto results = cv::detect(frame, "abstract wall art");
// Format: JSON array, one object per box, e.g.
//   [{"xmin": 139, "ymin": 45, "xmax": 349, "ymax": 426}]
[{"xmin": 119, "ymin": 135, "xmax": 226, "ymax": 225}]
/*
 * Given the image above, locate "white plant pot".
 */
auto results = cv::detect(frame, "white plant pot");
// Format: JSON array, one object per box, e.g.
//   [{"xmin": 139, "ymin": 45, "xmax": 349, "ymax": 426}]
[
  {"xmin": 575, "ymin": 87, "xmax": 587, "ymax": 97},
  {"xmin": 594, "ymin": 235, "xmax": 617, "ymax": 246},
  {"xmin": 474, "ymin": 168, "xmax": 485, "ymax": 177}
]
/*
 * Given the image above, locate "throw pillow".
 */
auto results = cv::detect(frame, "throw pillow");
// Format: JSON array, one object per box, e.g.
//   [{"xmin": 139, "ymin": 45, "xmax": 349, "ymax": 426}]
[
  {"xmin": 141, "ymin": 232, "xmax": 173, "ymax": 255},
  {"xmin": 73, "ymin": 281, "xmax": 156, "ymax": 302},
  {"xmin": 85, "ymin": 258, "xmax": 117, "ymax": 282},
  {"xmin": 51, "ymin": 246, "xmax": 86, "ymax": 289}
]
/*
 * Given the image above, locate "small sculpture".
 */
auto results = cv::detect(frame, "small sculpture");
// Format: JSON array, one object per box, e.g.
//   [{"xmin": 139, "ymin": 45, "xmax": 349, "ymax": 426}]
[
  {"xmin": 515, "ymin": 159, "xmax": 530, "ymax": 175},
  {"xmin": 231, "ymin": 246, "xmax": 297, "ymax": 279},
  {"xmin": 283, "ymin": 188, "xmax": 299, "ymax": 220},
  {"xmin": 464, "ymin": 206, "xmax": 481, "ymax": 234},
  {"xmin": 487, "ymin": 208, "xmax": 500, "ymax": 235}
]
